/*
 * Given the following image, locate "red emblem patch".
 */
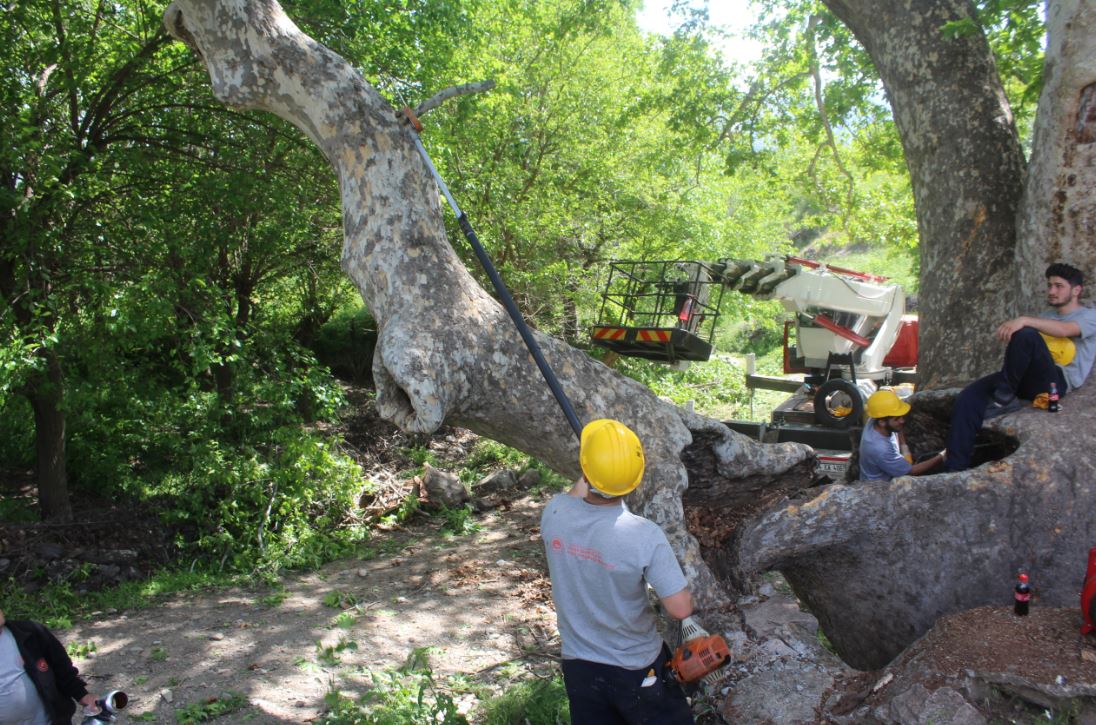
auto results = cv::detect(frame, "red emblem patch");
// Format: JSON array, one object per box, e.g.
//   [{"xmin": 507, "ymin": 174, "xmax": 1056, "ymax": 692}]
[
  {"xmin": 551, "ymin": 538, "xmax": 562, "ymax": 551},
  {"xmin": 36, "ymin": 658, "xmax": 49, "ymax": 672}
]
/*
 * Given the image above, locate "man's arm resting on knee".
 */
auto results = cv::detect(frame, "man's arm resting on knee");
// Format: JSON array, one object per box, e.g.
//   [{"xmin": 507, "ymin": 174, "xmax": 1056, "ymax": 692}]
[
  {"xmin": 997, "ymin": 316, "xmax": 1081, "ymax": 341},
  {"xmin": 660, "ymin": 587, "xmax": 694, "ymax": 620}
]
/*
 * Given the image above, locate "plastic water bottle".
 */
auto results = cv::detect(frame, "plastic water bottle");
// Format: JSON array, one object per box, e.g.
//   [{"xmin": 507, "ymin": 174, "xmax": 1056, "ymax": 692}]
[
  {"xmin": 1048, "ymin": 383, "xmax": 1060, "ymax": 413},
  {"xmin": 1014, "ymin": 571, "xmax": 1031, "ymax": 616}
]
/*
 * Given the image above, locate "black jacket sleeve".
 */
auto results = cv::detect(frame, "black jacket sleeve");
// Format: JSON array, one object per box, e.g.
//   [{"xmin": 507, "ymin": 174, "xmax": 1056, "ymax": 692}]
[
  {"xmin": 9, "ymin": 620, "xmax": 88, "ymax": 724},
  {"xmin": 34, "ymin": 621, "xmax": 89, "ymax": 702}
]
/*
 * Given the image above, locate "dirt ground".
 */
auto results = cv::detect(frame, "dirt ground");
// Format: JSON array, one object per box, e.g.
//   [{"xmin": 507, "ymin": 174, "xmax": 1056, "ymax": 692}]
[
  {"xmin": 65, "ymin": 493, "xmax": 561, "ymax": 723},
  {"xmin": 58, "ymin": 492, "xmax": 1096, "ymax": 724},
  {"xmin": 9, "ymin": 384, "xmax": 1096, "ymax": 723}
]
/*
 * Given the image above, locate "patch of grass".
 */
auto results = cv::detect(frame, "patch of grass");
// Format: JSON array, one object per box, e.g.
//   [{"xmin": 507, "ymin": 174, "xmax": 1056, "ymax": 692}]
[
  {"xmin": 175, "ymin": 692, "xmax": 249, "ymax": 724},
  {"xmin": 150, "ymin": 646, "xmax": 168, "ymax": 662},
  {"xmin": 464, "ymin": 439, "xmax": 528, "ymax": 473},
  {"xmin": 0, "ymin": 569, "xmax": 243, "ymax": 630},
  {"xmin": 332, "ymin": 610, "xmax": 358, "ymax": 629},
  {"xmin": 816, "ymin": 629, "xmax": 837, "ymax": 655},
  {"xmin": 477, "ymin": 673, "xmax": 570, "ymax": 725},
  {"xmin": 317, "ymin": 647, "xmax": 468, "ymax": 725},
  {"xmin": 259, "ymin": 590, "xmax": 287, "ymax": 607},
  {"xmin": 401, "ymin": 445, "xmax": 437, "ymax": 476}
]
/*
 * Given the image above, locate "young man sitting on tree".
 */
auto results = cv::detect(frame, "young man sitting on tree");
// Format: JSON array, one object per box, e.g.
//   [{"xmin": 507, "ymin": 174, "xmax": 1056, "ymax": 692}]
[{"xmin": 945, "ymin": 262, "xmax": 1096, "ymax": 471}]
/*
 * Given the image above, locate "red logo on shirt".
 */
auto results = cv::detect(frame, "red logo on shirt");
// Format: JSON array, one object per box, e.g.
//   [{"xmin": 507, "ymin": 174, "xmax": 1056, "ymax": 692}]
[
  {"xmin": 36, "ymin": 658, "xmax": 49, "ymax": 672},
  {"xmin": 551, "ymin": 538, "xmax": 562, "ymax": 551}
]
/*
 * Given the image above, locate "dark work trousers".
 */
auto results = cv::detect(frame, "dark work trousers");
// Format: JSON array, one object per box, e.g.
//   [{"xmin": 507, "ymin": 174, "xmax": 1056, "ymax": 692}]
[
  {"xmin": 560, "ymin": 644, "xmax": 694, "ymax": 725},
  {"xmin": 945, "ymin": 327, "xmax": 1066, "ymax": 471}
]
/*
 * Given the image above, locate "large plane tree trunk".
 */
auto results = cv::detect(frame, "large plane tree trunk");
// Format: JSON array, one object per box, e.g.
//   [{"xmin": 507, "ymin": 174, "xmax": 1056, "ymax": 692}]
[
  {"xmin": 731, "ymin": 0, "xmax": 1096, "ymax": 670},
  {"xmin": 1016, "ymin": 0, "xmax": 1096, "ymax": 306},
  {"xmin": 820, "ymin": 0, "xmax": 1026, "ymax": 390},
  {"xmin": 161, "ymin": 0, "xmax": 814, "ymax": 612}
]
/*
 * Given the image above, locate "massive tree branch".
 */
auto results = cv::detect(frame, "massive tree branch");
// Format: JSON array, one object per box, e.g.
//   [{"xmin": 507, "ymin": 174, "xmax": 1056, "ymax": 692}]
[{"xmin": 162, "ymin": 0, "xmax": 813, "ymax": 612}]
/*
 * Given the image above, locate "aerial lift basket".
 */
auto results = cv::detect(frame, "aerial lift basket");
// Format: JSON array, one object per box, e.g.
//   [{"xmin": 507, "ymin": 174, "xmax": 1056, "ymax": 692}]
[{"xmin": 590, "ymin": 260, "xmax": 725, "ymax": 364}]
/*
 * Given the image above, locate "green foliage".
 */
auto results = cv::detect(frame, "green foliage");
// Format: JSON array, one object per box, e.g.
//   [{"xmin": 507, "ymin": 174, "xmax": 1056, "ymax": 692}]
[
  {"xmin": 438, "ymin": 505, "xmax": 481, "ymax": 537},
  {"xmin": 318, "ymin": 647, "xmax": 468, "ymax": 725},
  {"xmin": 379, "ymin": 491, "xmax": 421, "ymax": 527},
  {"xmin": 461, "ymin": 439, "xmax": 529, "ymax": 480},
  {"xmin": 175, "ymin": 692, "xmax": 250, "ymax": 724},
  {"xmin": 0, "ymin": 569, "xmax": 238, "ymax": 630},
  {"xmin": 403, "ymin": 445, "xmax": 437, "ymax": 472},
  {"xmin": 313, "ymin": 303, "xmax": 377, "ymax": 382},
  {"xmin": 613, "ymin": 354, "xmax": 753, "ymax": 419},
  {"xmin": 65, "ymin": 640, "xmax": 97, "ymax": 659},
  {"xmin": 477, "ymin": 673, "xmax": 570, "ymax": 725},
  {"xmin": 153, "ymin": 424, "xmax": 368, "ymax": 575},
  {"xmin": 323, "ymin": 590, "xmax": 360, "ymax": 609},
  {"xmin": 0, "ymin": 493, "xmax": 39, "ymax": 524},
  {"xmin": 316, "ymin": 637, "xmax": 359, "ymax": 667}
]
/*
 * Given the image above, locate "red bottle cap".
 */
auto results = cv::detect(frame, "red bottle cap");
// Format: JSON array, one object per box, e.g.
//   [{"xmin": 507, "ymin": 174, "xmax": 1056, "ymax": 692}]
[{"xmin": 1019, "ymin": 573, "xmax": 1029, "ymax": 582}]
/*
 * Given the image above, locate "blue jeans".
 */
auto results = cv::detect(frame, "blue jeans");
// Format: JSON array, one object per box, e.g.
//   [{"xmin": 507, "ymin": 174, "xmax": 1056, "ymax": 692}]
[
  {"xmin": 560, "ymin": 644, "xmax": 694, "ymax": 725},
  {"xmin": 945, "ymin": 327, "xmax": 1066, "ymax": 471}
]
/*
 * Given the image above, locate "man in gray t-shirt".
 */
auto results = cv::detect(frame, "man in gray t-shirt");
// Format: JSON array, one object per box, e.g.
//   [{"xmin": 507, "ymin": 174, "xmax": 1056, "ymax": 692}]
[
  {"xmin": 541, "ymin": 419, "xmax": 694, "ymax": 724},
  {"xmin": 946, "ymin": 262, "xmax": 1096, "ymax": 471}
]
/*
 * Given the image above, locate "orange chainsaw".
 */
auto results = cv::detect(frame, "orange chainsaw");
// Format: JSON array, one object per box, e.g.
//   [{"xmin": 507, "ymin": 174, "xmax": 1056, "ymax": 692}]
[{"xmin": 669, "ymin": 616, "xmax": 732, "ymax": 684}]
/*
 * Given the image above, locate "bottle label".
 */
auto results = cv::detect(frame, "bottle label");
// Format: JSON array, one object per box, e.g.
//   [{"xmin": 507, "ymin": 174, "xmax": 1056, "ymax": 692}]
[{"xmin": 1015, "ymin": 592, "xmax": 1031, "ymax": 602}]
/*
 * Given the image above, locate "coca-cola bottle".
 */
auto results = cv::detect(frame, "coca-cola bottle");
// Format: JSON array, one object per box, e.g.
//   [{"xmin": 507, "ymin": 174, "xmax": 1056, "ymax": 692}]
[
  {"xmin": 1048, "ymin": 383, "xmax": 1060, "ymax": 413},
  {"xmin": 1014, "ymin": 571, "xmax": 1031, "ymax": 616}
]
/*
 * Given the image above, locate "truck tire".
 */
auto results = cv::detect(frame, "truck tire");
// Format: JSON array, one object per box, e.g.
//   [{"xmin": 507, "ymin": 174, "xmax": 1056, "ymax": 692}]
[{"xmin": 814, "ymin": 379, "xmax": 863, "ymax": 429}]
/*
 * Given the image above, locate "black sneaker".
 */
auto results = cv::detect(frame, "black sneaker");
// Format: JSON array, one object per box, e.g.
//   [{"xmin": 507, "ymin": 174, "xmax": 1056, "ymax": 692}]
[{"xmin": 984, "ymin": 395, "xmax": 1024, "ymax": 419}]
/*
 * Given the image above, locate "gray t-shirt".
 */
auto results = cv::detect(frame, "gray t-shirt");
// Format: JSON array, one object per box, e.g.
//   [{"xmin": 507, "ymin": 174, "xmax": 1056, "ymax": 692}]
[
  {"xmin": 1043, "ymin": 306, "xmax": 1096, "ymax": 390},
  {"xmin": 0, "ymin": 626, "xmax": 50, "ymax": 725},
  {"xmin": 859, "ymin": 423, "xmax": 911, "ymax": 481},
  {"xmin": 540, "ymin": 493, "xmax": 688, "ymax": 668}
]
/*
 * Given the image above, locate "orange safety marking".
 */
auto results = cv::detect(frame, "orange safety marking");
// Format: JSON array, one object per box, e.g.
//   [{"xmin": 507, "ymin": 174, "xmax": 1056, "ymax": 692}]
[
  {"xmin": 637, "ymin": 329, "xmax": 671, "ymax": 343},
  {"xmin": 592, "ymin": 327, "xmax": 627, "ymax": 341}
]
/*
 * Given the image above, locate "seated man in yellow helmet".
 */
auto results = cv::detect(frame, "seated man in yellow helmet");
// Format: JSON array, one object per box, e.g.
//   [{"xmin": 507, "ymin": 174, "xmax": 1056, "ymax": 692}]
[
  {"xmin": 540, "ymin": 419, "xmax": 695, "ymax": 724},
  {"xmin": 859, "ymin": 390, "xmax": 946, "ymax": 481},
  {"xmin": 945, "ymin": 262, "xmax": 1096, "ymax": 471}
]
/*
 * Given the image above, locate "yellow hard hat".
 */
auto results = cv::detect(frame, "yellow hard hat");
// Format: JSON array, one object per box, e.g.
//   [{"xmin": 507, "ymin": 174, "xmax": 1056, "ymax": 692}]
[
  {"xmin": 866, "ymin": 389, "xmax": 910, "ymax": 419},
  {"xmin": 579, "ymin": 419, "xmax": 645, "ymax": 497},
  {"xmin": 1039, "ymin": 333, "xmax": 1076, "ymax": 366}
]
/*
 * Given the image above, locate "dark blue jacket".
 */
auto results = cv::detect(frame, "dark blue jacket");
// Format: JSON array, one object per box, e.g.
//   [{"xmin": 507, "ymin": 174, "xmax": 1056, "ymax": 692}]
[{"xmin": 6, "ymin": 619, "xmax": 88, "ymax": 724}]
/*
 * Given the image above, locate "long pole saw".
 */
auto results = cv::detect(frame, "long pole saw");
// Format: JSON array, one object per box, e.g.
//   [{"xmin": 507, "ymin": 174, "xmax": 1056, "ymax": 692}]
[{"xmin": 399, "ymin": 105, "xmax": 584, "ymax": 440}]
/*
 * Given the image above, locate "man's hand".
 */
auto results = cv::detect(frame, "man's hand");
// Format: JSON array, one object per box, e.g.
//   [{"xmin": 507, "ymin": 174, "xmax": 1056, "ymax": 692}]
[
  {"xmin": 997, "ymin": 317, "xmax": 1029, "ymax": 342},
  {"xmin": 79, "ymin": 693, "xmax": 97, "ymax": 709}
]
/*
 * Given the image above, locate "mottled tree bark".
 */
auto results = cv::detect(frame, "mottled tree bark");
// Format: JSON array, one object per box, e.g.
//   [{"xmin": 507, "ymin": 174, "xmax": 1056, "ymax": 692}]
[
  {"xmin": 821, "ymin": 0, "xmax": 1026, "ymax": 389},
  {"xmin": 1016, "ymin": 0, "xmax": 1096, "ymax": 305},
  {"xmin": 162, "ymin": 0, "xmax": 812, "ymax": 611}
]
